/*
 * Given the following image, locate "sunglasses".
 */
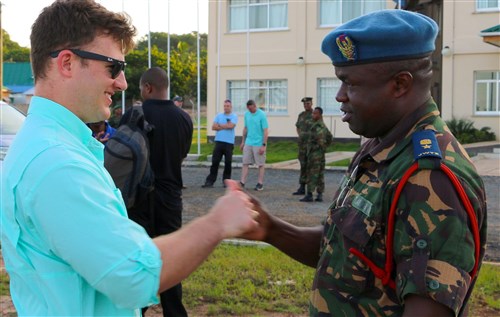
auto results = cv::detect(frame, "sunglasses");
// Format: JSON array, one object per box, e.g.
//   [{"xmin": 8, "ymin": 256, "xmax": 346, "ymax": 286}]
[{"xmin": 49, "ymin": 48, "xmax": 126, "ymax": 79}]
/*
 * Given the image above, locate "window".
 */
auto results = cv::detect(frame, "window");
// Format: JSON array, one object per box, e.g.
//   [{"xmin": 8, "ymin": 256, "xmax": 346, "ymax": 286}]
[
  {"xmin": 229, "ymin": 0, "xmax": 288, "ymax": 31},
  {"xmin": 318, "ymin": 78, "xmax": 342, "ymax": 115},
  {"xmin": 476, "ymin": 0, "xmax": 500, "ymax": 11},
  {"xmin": 319, "ymin": 0, "xmax": 385, "ymax": 26},
  {"xmin": 228, "ymin": 79, "xmax": 288, "ymax": 114},
  {"xmin": 475, "ymin": 71, "xmax": 500, "ymax": 115}
]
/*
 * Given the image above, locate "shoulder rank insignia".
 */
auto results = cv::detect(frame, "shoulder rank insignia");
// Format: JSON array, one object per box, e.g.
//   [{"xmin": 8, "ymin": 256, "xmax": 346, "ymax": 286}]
[
  {"xmin": 412, "ymin": 129, "xmax": 442, "ymax": 160},
  {"xmin": 336, "ymin": 34, "xmax": 356, "ymax": 61}
]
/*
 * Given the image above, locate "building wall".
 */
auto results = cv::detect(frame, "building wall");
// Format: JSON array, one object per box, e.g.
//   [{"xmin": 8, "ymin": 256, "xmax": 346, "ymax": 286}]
[
  {"xmin": 208, "ymin": 0, "xmax": 375, "ymax": 141},
  {"xmin": 441, "ymin": 0, "xmax": 500, "ymax": 138},
  {"xmin": 208, "ymin": 0, "xmax": 499, "ymax": 141}
]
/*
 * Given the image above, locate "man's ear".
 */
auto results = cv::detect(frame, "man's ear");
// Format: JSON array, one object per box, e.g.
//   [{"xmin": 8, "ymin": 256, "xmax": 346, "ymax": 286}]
[
  {"xmin": 392, "ymin": 71, "xmax": 413, "ymax": 98},
  {"xmin": 57, "ymin": 50, "xmax": 75, "ymax": 78}
]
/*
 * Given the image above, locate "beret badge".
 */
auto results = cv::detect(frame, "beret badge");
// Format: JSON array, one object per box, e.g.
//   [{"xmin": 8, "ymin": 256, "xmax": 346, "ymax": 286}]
[{"xmin": 336, "ymin": 34, "xmax": 356, "ymax": 61}]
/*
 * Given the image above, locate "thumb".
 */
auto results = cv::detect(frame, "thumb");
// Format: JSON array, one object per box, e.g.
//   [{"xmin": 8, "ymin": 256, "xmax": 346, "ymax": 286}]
[{"xmin": 224, "ymin": 179, "xmax": 242, "ymax": 193}]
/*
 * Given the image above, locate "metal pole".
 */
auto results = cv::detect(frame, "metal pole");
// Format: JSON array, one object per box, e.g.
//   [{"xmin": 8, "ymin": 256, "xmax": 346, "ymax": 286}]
[
  {"xmin": 197, "ymin": 0, "xmax": 201, "ymax": 155},
  {"xmin": 246, "ymin": 0, "xmax": 250, "ymax": 100},
  {"xmin": 0, "ymin": 1, "xmax": 4, "ymax": 101},
  {"xmin": 167, "ymin": 0, "xmax": 171, "ymax": 99},
  {"xmin": 121, "ymin": 0, "xmax": 126, "ymax": 113},
  {"xmin": 216, "ymin": 0, "xmax": 222, "ymax": 113},
  {"xmin": 147, "ymin": 0, "xmax": 151, "ymax": 68}
]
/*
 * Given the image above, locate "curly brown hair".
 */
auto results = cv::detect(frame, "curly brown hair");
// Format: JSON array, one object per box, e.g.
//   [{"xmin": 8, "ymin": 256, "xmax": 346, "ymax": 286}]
[{"xmin": 30, "ymin": 0, "xmax": 136, "ymax": 81}]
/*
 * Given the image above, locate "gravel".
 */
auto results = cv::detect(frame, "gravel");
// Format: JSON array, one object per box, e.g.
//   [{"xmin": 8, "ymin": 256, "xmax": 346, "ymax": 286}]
[{"xmin": 181, "ymin": 166, "xmax": 500, "ymax": 262}]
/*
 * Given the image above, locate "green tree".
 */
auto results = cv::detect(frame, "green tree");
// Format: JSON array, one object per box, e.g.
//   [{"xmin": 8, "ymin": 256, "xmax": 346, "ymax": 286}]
[
  {"xmin": 1, "ymin": 30, "xmax": 30, "ymax": 62},
  {"xmin": 131, "ymin": 32, "xmax": 207, "ymax": 103}
]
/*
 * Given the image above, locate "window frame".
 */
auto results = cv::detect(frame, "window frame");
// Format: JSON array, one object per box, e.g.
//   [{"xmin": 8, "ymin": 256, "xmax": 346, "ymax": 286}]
[
  {"xmin": 317, "ymin": 77, "xmax": 342, "ymax": 115},
  {"xmin": 229, "ymin": 0, "xmax": 288, "ymax": 32},
  {"xmin": 474, "ymin": 70, "xmax": 500, "ymax": 116},
  {"xmin": 476, "ymin": 0, "xmax": 500, "ymax": 12},
  {"xmin": 227, "ymin": 79, "xmax": 288, "ymax": 115},
  {"xmin": 318, "ymin": 0, "xmax": 386, "ymax": 27}
]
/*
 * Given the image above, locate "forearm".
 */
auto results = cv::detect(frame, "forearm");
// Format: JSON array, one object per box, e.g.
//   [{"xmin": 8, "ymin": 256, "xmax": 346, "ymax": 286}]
[
  {"xmin": 263, "ymin": 129, "xmax": 268, "ymax": 145},
  {"xmin": 241, "ymin": 128, "xmax": 247, "ymax": 144},
  {"xmin": 265, "ymin": 216, "xmax": 322, "ymax": 268},
  {"xmin": 153, "ymin": 213, "xmax": 224, "ymax": 292}
]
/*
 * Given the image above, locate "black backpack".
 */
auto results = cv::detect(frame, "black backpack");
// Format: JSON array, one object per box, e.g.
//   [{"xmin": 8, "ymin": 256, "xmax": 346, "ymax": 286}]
[{"xmin": 104, "ymin": 106, "xmax": 155, "ymax": 209}]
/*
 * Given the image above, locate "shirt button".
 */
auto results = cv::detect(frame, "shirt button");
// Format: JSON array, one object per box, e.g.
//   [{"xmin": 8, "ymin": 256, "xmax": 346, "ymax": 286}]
[
  {"xmin": 429, "ymin": 280, "xmax": 440, "ymax": 290},
  {"xmin": 416, "ymin": 239, "xmax": 428, "ymax": 249}
]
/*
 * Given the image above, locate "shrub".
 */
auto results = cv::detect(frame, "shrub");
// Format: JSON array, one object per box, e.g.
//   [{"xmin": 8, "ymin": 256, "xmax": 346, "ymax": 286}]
[{"xmin": 445, "ymin": 118, "xmax": 496, "ymax": 144}]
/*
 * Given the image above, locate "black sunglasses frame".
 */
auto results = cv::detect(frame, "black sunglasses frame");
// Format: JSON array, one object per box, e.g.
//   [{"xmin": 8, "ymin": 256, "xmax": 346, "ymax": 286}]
[{"xmin": 49, "ymin": 49, "xmax": 126, "ymax": 79}]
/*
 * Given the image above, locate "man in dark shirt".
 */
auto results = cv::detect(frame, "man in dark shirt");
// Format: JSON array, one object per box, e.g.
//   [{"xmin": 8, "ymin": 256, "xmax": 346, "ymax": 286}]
[{"xmin": 135, "ymin": 67, "xmax": 193, "ymax": 317}]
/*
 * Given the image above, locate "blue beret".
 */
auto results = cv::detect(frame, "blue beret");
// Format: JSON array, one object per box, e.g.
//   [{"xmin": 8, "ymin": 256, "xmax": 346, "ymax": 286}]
[{"xmin": 321, "ymin": 10, "xmax": 438, "ymax": 66}]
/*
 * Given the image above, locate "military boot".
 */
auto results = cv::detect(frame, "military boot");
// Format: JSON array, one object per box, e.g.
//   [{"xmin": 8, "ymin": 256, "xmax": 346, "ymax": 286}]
[
  {"xmin": 292, "ymin": 184, "xmax": 306, "ymax": 195},
  {"xmin": 315, "ymin": 193, "xmax": 323, "ymax": 202},
  {"xmin": 300, "ymin": 192, "xmax": 314, "ymax": 202}
]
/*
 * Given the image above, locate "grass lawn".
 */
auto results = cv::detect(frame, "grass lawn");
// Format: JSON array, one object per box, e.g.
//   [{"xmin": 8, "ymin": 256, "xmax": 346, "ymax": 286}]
[
  {"xmin": 181, "ymin": 244, "xmax": 500, "ymax": 316},
  {"xmin": 1, "ymin": 245, "xmax": 498, "ymax": 316}
]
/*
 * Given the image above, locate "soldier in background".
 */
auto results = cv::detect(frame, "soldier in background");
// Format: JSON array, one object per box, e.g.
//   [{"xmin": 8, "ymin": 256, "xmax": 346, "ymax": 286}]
[
  {"xmin": 108, "ymin": 103, "xmax": 123, "ymax": 128},
  {"xmin": 300, "ymin": 107, "xmax": 332, "ymax": 202},
  {"xmin": 293, "ymin": 97, "xmax": 314, "ymax": 195}
]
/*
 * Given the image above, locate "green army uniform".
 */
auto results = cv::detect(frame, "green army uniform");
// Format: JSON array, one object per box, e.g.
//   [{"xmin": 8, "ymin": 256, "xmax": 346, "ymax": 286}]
[
  {"xmin": 305, "ymin": 120, "xmax": 333, "ymax": 195},
  {"xmin": 309, "ymin": 100, "xmax": 487, "ymax": 316},
  {"xmin": 108, "ymin": 104, "xmax": 122, "ymax": 128},
  {"xmin": 296, "ymin": 110, "xmax": 314, "ymax": 185}
]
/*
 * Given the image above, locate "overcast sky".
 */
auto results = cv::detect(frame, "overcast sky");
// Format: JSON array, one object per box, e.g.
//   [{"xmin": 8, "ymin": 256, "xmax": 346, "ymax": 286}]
[{"xmin": 1, "ymin": 0, "xmax": 209, "ymax": 48}]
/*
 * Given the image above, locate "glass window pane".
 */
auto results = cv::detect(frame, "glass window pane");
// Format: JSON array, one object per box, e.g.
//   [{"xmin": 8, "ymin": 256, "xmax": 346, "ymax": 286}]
[
  {"xmin": 230, "ymin": 6, "xmax": 247, "ymax": 31},
  {"xmin": 269, "ymin": 3, "xmax": 288, "ymax": 28},
  {"xmin": 476, "ymin": 71, "xmax": 495, "ymax": 80},
  {"xmin": 475, "ymin": 82, "xmax": 488, "ymax": 112},
  {"xmin": 318, "ymin": 78, "xmax": 342, "ymax": 115},
  {"xmin": 320, "ymin": 0, "xmax": 341, "ymax": 25},
  {"xmin": 250, "ymin": 5, "xmax": 268, "ymax": 29},
  {"xmin": 342, "ymin": 0, "xmax": 363, "ymax": 22}
]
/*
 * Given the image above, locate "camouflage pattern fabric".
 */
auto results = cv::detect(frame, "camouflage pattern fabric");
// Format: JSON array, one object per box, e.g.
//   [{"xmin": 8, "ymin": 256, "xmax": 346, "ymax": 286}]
[
  {"xmin": 309, "ymin": 100, "xmax": 487, "ymax": 316},
  {"xmin": 296, "ymin": 111, "xmax": 314, "ymax": 184},
  {"xmin": 305, "ymin": 120, "xmax": 333, "ymax": 194}
]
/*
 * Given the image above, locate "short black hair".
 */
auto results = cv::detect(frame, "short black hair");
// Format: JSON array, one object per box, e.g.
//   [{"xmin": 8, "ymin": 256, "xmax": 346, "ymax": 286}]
[{"xmin": 314, "ymin": 107, "xmax": 323, "ymax": 115}]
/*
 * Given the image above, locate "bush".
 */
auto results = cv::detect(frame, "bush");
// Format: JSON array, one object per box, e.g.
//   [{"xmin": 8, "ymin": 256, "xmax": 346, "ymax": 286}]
[{"xmin": 445, "ymin": 118, "xmax": 496, "ymax": 144}]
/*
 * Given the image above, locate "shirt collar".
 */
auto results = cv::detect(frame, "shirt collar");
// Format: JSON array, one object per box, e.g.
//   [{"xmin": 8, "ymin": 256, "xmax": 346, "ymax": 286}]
[{"xmin": 28, "ymin": 96, "xmax": 96, "ymax": 147}]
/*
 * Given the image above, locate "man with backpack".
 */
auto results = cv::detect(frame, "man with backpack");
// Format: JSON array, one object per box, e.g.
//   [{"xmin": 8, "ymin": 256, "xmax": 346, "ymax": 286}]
[
  {"xmin": 1, "ymin": 1, "xmax": 257, "ymax": 316},
  {"xmin": 126, "ymin": 67, "xmax": 193, "ymax": 317}
]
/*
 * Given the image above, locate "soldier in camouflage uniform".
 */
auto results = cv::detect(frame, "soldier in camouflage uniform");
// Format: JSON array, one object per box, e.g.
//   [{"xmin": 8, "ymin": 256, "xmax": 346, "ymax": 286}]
[
  {"xmin": 300, "ymin": 107, "xmax": 333, "ymax": 202},
  {"xmin": 293, "ymin": 97, "xmax": 314, "ymax": 195},
  {"xmin": 244, "ymin": 10, "xmax": 487, "ymax": 317}
]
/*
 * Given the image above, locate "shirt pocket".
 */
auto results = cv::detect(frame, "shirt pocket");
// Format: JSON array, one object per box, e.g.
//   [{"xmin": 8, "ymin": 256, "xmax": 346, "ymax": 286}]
[{"xmin": 318, "ymin": 204, "xmax": 380, "ymax": 295}]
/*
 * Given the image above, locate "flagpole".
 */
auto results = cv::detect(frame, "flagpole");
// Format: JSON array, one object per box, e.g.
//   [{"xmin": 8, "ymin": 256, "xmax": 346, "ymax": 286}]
[
  {"xmin": 167, "ymin": 0, "xmax": 171, "ymax": 99},
  {"xmin": 147, "ymin": 0, "xmax": 151, "ymax": 68},
  {"xmin": 196, "ymin": 0, "xmax": 201, "ymax": 155},
  {"xmin": 121, "ymin": 0, "xmax": 126, "ymax": 113}
]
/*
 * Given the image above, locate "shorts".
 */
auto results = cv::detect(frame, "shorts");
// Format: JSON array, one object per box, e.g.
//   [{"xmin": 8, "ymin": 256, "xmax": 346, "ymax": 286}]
[{"xmin": 242, "ymin": 145, "xmax": 266, "ymax": 166}]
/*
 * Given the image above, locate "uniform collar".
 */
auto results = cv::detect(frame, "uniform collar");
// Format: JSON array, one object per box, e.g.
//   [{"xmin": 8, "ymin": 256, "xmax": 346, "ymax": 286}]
[{"xmin": 365, "ymin": 99, "xmax": 440, "ymax": 163}]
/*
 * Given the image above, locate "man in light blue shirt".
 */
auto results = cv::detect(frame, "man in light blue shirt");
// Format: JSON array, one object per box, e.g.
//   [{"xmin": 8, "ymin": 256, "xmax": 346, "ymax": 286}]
[
  {"xmin": 239, "ymin": 99, "xmax": 269, "ymax": 191},
  {"xmin": 0, "ymin": 1, "xmax": 258, "ymax": 315},
  {"xmin": 202, "ymin": 99, "xmax": 239, "ymax": 188}
]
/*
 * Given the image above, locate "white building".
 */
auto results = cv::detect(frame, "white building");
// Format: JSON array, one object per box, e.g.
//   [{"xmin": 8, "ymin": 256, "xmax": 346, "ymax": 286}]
[{"xmin": 207, "ymin": 0, "xmax": 500, "ymax": 141}]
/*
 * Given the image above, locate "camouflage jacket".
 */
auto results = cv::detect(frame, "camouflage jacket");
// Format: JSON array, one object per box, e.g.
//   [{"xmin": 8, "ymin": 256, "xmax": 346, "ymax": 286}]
[
  {"xmin": 307, "ymin": 120, "xmax": 333, "ymax": 155},
  {"xmin": 309, "ymin": 99, "xmax": 487, "ymax": 316},
  {"xmin": 296, "ymin": 110, "xmax": 314, "ymax": 145}
]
